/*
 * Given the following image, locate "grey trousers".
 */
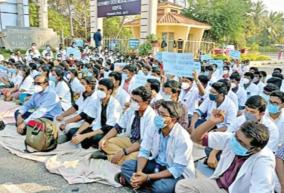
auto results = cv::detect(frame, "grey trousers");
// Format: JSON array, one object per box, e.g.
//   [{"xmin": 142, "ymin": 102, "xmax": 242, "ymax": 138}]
[{"xmin": 175, "ymin": 178, "xmax": 228, "ymax": 193}]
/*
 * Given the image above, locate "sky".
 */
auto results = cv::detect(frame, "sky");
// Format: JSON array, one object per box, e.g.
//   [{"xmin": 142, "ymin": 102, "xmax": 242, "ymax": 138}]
[{"xmin": 257, "ymin": 0, "xmax": 284, "ymax": 13}]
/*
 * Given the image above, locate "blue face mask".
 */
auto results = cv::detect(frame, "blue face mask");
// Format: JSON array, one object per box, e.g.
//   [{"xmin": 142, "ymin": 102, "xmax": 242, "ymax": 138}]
[
  {"xmin": 244, "ymin": 111, "xmax": 258, "ymax": 121},
  {"xmin": 209, "ymin": 93, "xmax": 217, "ymax": 101},
  {"xmin": 49, "ymin": 75, "xmax": 57, "ymax": 82},
  {"xmin": 230, "ymin": 136, "xmax": 249, "ymax": 156},
  {"xmin": 154, "ymin": 115, "xmax": 165, "ymax": 129},
  {"xmin": 268, "ymin": 103, "xmax": 281, "ymax": 114}
]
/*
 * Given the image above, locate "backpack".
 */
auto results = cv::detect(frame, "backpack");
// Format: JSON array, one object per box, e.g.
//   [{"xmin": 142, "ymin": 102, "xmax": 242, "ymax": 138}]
[{"xmin": 25, "ymin": 118, "xmax": 58, "ymax": 152}]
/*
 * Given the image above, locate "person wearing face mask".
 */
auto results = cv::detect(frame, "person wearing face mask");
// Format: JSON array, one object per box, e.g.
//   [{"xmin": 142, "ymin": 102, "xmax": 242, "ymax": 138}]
[
  {"xmin": 95, "ymin": 86, "xmax": 155, "ymax": 165},
  {"xmin": 154, "ymin": 80, "xmax": 189, "ymax": 130},
  {"xmin": 176, "ymin": 118, "xmax": 275, "ymax": 193},
  {"xmin": 179, "ymin": 74, "xmax": 205, "ymax": 125},
  {"xmin": 190, "ymin": 82, "xmax": 237, "ymax": 133},
  {"xmin": 42, "ymin": 45, "xmax": 54, "ymax": 59},
  {"xmin": 119, "ymin": 101, "xmax": 195, "ymax": 193},
  {"xmin": 68, "ymin": 69, "xmax": 85, "ymax": 100},
  {"xmin": 146, "ymin": 78, "xmax": 163, "ymax": 105},
  {"xmin": 56, "ymin": 76, "xmax": 97, "ymax": 139},
  {"xmin": 68, "ymin": 78, "xmax": 122, "ymax": 149},
  {"xmin": 242, "ymin": 72, "xmax": 260, "ymax": 98},
  {"xmin": 227, "ymin": 95, "xmax": 279, "ymax": 152},
  {"xmin": 253, "ymin": 71, "xmax": 265, "ymax": 93},
  {"xmin": 14, "ymin": 75, "xmax": 62, "ymax": 135},
  {"xmin": 261, "ymin": 83, "xmax": 279, "ymax": 102},
  {"xmin": 222, "ymin": 66, "xmax": 230, "ymax": 79},
  {"xmin": 266, "ymin": 91, "xmax": 284, "ymax": 145},
  {"xmin": 25, "ymin": 43, "xmax": 41, "ymax": 59},
  {"xmin": 108, "ymin": 71, "xmax": 131, "ymax": 108},
  {"xmin": 52, "ymin": 68, "xmax": 73, "ymax": 111},
  {"xmin": 229, "ymin": 72, "xmax": 247, "ymax": 112},
  {"xmin": 122, "ymin": 64, "xmax": 137, "ymax": 94},
  {"xmin": 205, "ymin": 65, "xmax": 218, "ymax": 86}
]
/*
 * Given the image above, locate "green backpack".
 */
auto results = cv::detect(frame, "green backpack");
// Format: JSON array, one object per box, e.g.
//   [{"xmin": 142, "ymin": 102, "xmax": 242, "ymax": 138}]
[{"xmin": 25, "ymin": 118, "xmax": 58, "ymax": 152}]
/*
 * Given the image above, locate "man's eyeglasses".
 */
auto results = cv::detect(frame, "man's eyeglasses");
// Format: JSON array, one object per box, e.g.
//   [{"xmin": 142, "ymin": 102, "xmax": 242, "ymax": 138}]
[{"xmin": 34, "ymin": 81, "xmax": 46, "ymax": 86}]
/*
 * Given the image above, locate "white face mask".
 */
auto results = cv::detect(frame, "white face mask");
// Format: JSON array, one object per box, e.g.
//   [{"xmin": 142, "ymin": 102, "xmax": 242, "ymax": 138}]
[
  {"xmin": 231, "ymin": 82, "xmax": 237, "ymax": 89},
  {"xmin": 223, "ymin": 70, "xmax": 229, "ymax": 75},
  {"xmin": 97, "ymin": 90, "xmax": 106, "ymax": 99},
  {"xmin": 243, "ymin": 78, "xmax": 250, "ymax": 85},
  {"xmin": 181, "ymin": 82, "xmax": 191, "ymax": 90},
  {"xmin": 34, "ymin": 85, "xmax": 43, "ymax": 93},
  {"xmin": 66, "ymin": 74, "xmax": 72, "ymax": 80},
  {"xmin": 130, "ymin": 101, "xmax": 140, "ymax": 111},
  {"xmin": 161, "ymin": 92, "xmax": 172, "ymax": 101}
]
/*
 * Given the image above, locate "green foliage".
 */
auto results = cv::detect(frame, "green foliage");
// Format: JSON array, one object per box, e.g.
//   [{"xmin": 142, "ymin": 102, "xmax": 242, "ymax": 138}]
[
  {"xmin": 103, "ymin": 17, "xmax": 132, "ymax": 39},
  {"xmin": 48, "ymin": 9, "xmax": 71, "ymax": 36},
  {"xmin": 29, "ymin": 2, "xmax": 39, "ymax": 27},
  {"xmin": 183, "ymin": 0, "xmax": 250, "ymax": 45},
  {"xmin": 241, "ymin": 53, "xmax": 271, "ymax": 61},
  {"xmin": 138, "ymin": 42, "xmax": 152, "ymax": 56}
]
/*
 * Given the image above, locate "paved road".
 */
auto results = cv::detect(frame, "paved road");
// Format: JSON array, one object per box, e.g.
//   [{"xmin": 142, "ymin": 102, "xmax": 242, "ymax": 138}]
[{"xmin": 0, "ymin": 146, "xmax": 131, "ymax": 193}]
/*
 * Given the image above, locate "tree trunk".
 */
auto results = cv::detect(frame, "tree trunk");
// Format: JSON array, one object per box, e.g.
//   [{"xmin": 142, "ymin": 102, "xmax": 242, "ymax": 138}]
[{"xmin": 66, "ymin": 0, "xmax": 74, "ymax": 37}]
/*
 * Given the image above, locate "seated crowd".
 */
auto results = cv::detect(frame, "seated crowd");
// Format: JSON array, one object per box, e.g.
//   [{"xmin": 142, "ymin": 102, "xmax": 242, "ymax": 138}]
[{"xmin": 1, "ymin": 42, "xmax": 284, "ymax": 193}]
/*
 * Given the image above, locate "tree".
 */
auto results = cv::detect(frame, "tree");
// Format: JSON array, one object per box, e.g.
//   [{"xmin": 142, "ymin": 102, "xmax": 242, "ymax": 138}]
[{"xmin": 183, "ymin": 0, "xmax": 251, "ymax": 46}]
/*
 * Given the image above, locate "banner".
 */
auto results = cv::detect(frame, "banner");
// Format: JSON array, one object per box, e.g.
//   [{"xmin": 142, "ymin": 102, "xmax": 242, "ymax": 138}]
[
  {"xmin": 66, "ymin": 47, "xmax": 81, "ymax": 60},
  {"xmin": 230, "ymin": 50, "xmax": 241, "ymax": 60},
  {"xmin": 97, "ymin": 0, "xmax": 141, "ymax": 17}
]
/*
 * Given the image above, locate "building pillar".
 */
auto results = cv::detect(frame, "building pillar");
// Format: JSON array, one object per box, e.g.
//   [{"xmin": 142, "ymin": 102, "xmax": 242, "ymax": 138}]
[
  {"xmin": 16, "ymin": 0, "xmax": 24, "ymax": 27},
  {"xmin": 38, "ymin": 0, "xmax": 48, "ymax": 29},
  {"xmin": 90, "ymin": 0, "xmax": 103, "ymax": 46},
  {"xmin": 140, "ymin": 0, "xmax": 158, "ymax": 42}
]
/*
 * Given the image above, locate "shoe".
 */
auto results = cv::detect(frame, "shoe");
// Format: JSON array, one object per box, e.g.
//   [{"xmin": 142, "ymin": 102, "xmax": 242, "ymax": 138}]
[
  {"xmin": 0, "ymin": 121, "xmax": 5, "ymax": 131},
  {"xmin": 90, "ymin": 150, "xmax": 107, "ymax": 160}
]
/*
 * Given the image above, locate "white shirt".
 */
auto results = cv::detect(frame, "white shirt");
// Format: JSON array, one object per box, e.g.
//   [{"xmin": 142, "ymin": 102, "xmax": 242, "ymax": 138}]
[
  {"xmin": 20, "ymin": 75, "xmax": 34, "ymax": 93},
  {"xmin": 179, "ymin": 86, "xmax": 200, "ymax": 116},
  {"xmin": 118, "ymin": 106, "xmax": 156, "ymax": 140},
  {"xmin": 227, "ymin": 90, "xmax": 239, "ymax": 109},
  {"xmin": 255, "ymin": 81, "xmax": 265, "ymax": 93},
  {"xmin": 70, "ymin": 77, "xmax": 85, "ymax": 94},
  {"xmin": 113, "ymin": 86, "xmax": 131, "ymax": 108},
  {"xmin": 228, "ymin": 114, "xmax": 280, "ymax": 152},
  {"xmin": 208, "ymin": 132, "xmax": 275, "ymax": 193},
  {"xmin": 75, "ymin": 92, "xmax": 97, "ymax": 114},
  {"xmin": 234, "ymin": 86, "xmax": 247, "ymax": 108},
  {"xmin": 266, "ymin": 110, "xmax": 284, "ymax": 146},
  {"xmin": 55, "ymin": 80, "xmax": 72, "ymax": 111},
  {"xmin": 83, "ymin": 96, "xmax": 122, "ymax": 130},
  {"xmin": 243, "ymin": 82, "xmax": 260, "ymax": 98},
  {"xmin": 139, "ymin": 123, "xmax": 195, "ymax": 179},
  {"xmin": 196, "ymin": 96, "xmax": 237, "ymax": 128}
]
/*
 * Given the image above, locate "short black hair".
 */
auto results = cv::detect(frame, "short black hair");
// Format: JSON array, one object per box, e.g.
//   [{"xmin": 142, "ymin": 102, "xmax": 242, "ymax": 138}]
[
  {"xmin": 83, "ymin": 76, "xmax": 97, "ymax": 90},
  {"xmin": 92, "ymin": 67, "xmax": 100, "ymax": 79},
  {"xmin": 205, "ymin": 65, "xmax": 214, "ymax": 72},
  {"xmin": 218, "ymin": 79, "xmax": 231, "ymax": 91},
  {"xmin": 273, "ymin": 68, "xmax": 282, "ymax": 73},
  {"xmin": 98, "ymin": 78, "xmax": 114, "ymax": 91},
  {"xmin": 230, "ymin": 72, "xmax": 241, "ymax": 82},
  {"xmin": 123, "ymin": 64, "xmax": 137, "ymax": 73},
  {"xmin": 147, "ymin": 78, "xmax": 161, "ymax": 93},
  {"xmin": 245, "ymin": 95, "xmax": 267, "ymax": 113},
  {"xmin": 240, "ymin": 121, "xmax": 269, "ymax": 149},
  {"xmin": 69, "ymin": 69, "xmax": 78, "ymax": 77},
  {"xmin": 198, "ymin": 75, "xmax": 209, "ymax": 85},
  {"xmin": 249, "ymin": 67, "xmax": 258, "ymax": 72},
  {"xmin": 211, "ymin": 82, "xmax": 228, "ymax": 95},
  {"xmin": 131, "ymin": 86, "xmax": 152, "ymax": 103},
  {"xmin": 270, "ymin": 90, "xmax": 284, "ymax": 103},
  {"xmin": 163, "ymin": 80, "xmax": 181, "ymax": 95},
  {"xmin": 244, "ymin": 72, "xmax": 254, "ymax": 80},
  {"xmin": 152, "ymin": 67, "xmax": 161, "ymax": 76},
  {"xmin": 29, "ymin": 63, "xmax": 37, "ymax": 70},
  {"xmin": 160, "ymin": 101, "xmax": 182, "ymax": 119},
  {"xmin": 259, "ymin": 71, "xmax": 267, "ymax": 78},
  {"xmin": 55, "ymin": 68, "xmax": 65, "ymax": 80},
  {"xmin": 109, "ymin": 71, "xmax": 122, "ymax": 86}
]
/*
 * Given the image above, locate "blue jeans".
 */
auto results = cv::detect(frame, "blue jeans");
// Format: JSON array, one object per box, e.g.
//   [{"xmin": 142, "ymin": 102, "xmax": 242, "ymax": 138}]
[{"xmin": 121, "ymin": 159, "xmax": 182, "ymax": 193}]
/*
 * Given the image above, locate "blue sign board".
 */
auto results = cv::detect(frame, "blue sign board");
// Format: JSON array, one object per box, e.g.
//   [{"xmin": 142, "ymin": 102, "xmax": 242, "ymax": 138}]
[
  {"xmin": 230, "ymin": 50, "xmax": 241, "ymax": 60},
  {"xmin": 129, "ymin": 39, "xmax": 140, "ymax": 49}
]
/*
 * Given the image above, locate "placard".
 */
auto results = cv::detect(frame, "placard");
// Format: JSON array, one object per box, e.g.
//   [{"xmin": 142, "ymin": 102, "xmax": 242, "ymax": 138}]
[
  {"xmin": 230, "ymin": 50, "xmax": 241, "ymax": 60},
  {"xmin": 66, "ymin": 47, "xmax": 81, "ymax": 60},
  {"xmin": 129, "ymin": 39, "xmax": 140, "ymax": 49},
  {"xmin": 201, "ymin": 54, "xmax": 212, "ymax": 61}
]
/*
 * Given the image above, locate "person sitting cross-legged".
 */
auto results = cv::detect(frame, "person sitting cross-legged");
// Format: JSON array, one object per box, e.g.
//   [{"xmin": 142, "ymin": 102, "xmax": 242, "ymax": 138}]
[
  {"xmin": 176, "ymin": 111, "xmax": 275, "ymax": 193},
  {"xmin": 119, "ymin": 101, "xmax": 195, "ymax": 193},
  {"xmin": 15, "ymin": 75, "xmax": 62, "ymax": 135},
  {"xmin": 95, "ymin": 86, "xmax": 156, "ymax": 165}
]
